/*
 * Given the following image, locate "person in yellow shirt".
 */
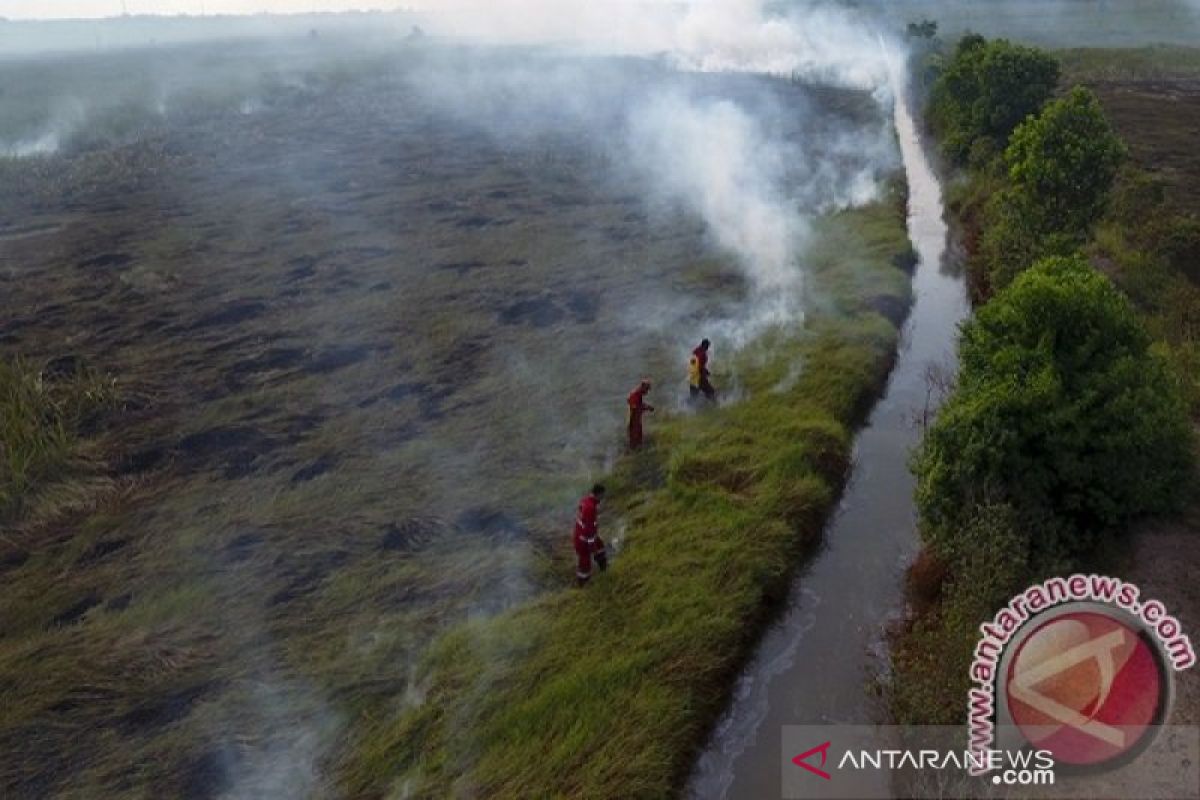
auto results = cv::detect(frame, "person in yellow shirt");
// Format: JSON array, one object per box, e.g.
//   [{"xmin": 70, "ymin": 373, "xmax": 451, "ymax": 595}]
[{"xmin": 688, "ymin": 338, "xmax": 715, "ymax": 402}]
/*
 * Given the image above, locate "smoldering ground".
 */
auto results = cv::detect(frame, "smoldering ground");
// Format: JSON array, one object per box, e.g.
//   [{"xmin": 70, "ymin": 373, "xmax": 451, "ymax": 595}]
[{"xmin": 0, "ymin": 4, "xmax": 905, "ymax": 798}]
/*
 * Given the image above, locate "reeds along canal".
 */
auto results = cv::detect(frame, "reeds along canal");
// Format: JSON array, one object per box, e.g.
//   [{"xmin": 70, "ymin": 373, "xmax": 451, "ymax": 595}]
[{"xmin": 686, "ymin": 63, "xmax": 971, "ymax": 800}]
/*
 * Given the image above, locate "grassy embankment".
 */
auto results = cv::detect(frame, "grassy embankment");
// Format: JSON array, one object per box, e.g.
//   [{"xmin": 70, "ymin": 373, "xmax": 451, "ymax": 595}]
[
  {"xmin": 336, "ymin": 196, "xmax": 915, "ymax": 797},
  {"xmin": 892, "ymin": 41, "xmax": 1200, "ymax": 724}
]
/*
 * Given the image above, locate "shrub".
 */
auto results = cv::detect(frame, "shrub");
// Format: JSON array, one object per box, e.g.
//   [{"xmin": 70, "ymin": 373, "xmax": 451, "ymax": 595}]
[
  {"xmin": 893, "ymin": 502, "xmax": 1029, "ymax": 725},
  {"xmin": 1153, "ymin": 215, "xmax": 1200, "ymax": 284},
  {"xmin": 914, "ymin": 255, "xmax": 1194, "ymax": 561},
  {"xmin": 976, "ymin": 189, "xmax": 1052, "ymax": 291},
  {"xmin": 965, "ymin": 135, "xmax": 1001, "ymax": 173},
  {"xmin": 1108, "ymin": 167, "xmax": 1167, "ymax": 232}
]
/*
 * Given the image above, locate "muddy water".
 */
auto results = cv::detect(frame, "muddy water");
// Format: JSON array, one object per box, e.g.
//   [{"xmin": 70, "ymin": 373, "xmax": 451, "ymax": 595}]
[{"xmin": 686, "ymin": 79, "xmax": 970, "ymax": 799}]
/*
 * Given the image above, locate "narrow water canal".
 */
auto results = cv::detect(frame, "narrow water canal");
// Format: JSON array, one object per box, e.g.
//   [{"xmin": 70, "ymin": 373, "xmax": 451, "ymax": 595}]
[{"xmin": 687, "ymin": 64, "xmax": 971, "ymax": 800}]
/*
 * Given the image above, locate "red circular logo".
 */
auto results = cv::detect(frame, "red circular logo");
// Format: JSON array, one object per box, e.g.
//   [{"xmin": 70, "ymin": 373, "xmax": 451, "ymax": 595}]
[{"xmin": 1003, "ymin": 609, "xmax": 1168, "ymax": 768}]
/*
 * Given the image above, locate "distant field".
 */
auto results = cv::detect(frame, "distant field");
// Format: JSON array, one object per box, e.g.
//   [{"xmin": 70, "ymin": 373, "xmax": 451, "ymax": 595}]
[
  {"xmin": 867, "ymin": 0, "xmax": 1200, "ymax": 47},
  {"xmin": 1059, "ymin": 45, "xmax": 1200, "ymax": 214},
  {"xmin": 1056, "ymin": 44, "xmax": 1200, "ymax": 730}
]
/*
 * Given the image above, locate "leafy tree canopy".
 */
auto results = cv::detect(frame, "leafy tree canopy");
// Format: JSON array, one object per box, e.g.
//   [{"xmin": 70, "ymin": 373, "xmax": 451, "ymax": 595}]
[
  {"xmin": 915, "ymin": 255, "xmax": 1194, "ymax": 562},
  {"xmin": 1005, "ymin": 86, "xmax": 1126, "ymax": 236},
  {"xmin": 931, "ymin": 35, "xmax": 1060, "ymax": 164}
]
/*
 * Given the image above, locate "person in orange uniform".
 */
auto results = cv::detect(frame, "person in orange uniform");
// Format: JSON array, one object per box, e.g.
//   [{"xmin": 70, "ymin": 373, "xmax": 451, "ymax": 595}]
[
  {"xmin": 573, "ymin": 483, "xmax": 607, "ymax": 586},
  {"xmin": 688, "ymin": 338, "xmax": 716, "ymax": 402},
  {"xmin": 627, "ymin": 379, "xmax": 654, "ymax": 450}
]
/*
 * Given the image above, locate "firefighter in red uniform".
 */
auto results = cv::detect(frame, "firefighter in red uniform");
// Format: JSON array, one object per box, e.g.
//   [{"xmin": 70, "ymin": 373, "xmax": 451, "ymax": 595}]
[
  {"xmin": 627, "ymin": 379, "xmax": 654, "ymax": 450},
  {"xmin": 573, "ymin": 483, "xmax": 607, "ymax": 586},
  {"xmin": 688, "ymin": 338, "xmax": 716, "ymax": 402}
]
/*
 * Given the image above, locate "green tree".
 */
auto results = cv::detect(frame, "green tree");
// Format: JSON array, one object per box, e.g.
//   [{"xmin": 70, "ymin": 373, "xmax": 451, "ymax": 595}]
[
  {"xmin": 976, "ymin": 186, "xmax": 1089, "ymax": 293},
  {"xmin": 915, "ymin": 256, "xmax": 1194, "ymax": 562},
  {"xmin": 1005, "ymin": 86, "xmax": 1126, "ymax": 237},
  {"xmin": 931, "ymin": 36, "xmax": 1060, "ymax": 164}
]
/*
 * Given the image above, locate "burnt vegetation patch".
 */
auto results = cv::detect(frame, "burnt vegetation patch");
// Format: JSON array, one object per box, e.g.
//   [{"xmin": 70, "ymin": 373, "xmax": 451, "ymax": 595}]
[
  {"xmin": 289, "ymin": 454, "xmax": 337, "ymax": 483},
  {"xmin": 0, "ymin": 549, "xmax": 30, "ymax": 573},
  {"xmin": 119, "ymin": 444, "xmax": 169, "ymax": 475},
  {"xmin": 498, "ymin": 293, "xmax": 565, "ymax": 328},
  {"xmin": 106, "ymin": 593, "xmax": 132, "ymax": 611},
  {"xmin": 411, "ymin": 335, "xmax": 491, "ymax": 402},
  {"xmin": 456, "ymin": 214, "xmax": 510, "ymax": 229},
  {"xmin": 268, "ymin": 549, "xmax": 350, "ymax": 607},
  {"xmin": 76, "ymin": 538, "xmax": 130, "ymax": 566},
  {"xmin": 436, "ymin": 259, "xmax": 487, "ymax": 276},
  {"xmin": 223, "ymin": 347, "xmax": 307, "ymax": 384},
  {"xmin": 378, "ymin": 516, "xmax": 451, "ymax": 553},
  {"xmin": 188, "ymin": 300, "xmax": 268, "ymax": 330},
  {"xmin": 49, "ymin": 592, "xmax": 104, "ymax": 627},
  {"xmin": 498, "ymin": 290, "xmax": 601, "ymax": 327},
  {"xmin": 286, "ymin": 255, "xmax": 319, "ymax": 280},
  {"xmin": 455, "ymin": 507, "xmax": 528, "ymax": 543},
  {"xmin": 177, "ymin": 746, "xmax": 239, "ymax": 800},
  {"xmin": 563, "ymin": 290, "xmax": 599, "ymax": 323},
  {"xmin": 222, "ymin": 530, "xmax": 265, "ymax": 564},
  {"xmin": 174, "ymin": 425, "xmax": 278, "ymax": 478},
  {"xmin": 303, "ymin": 344, "xmax": 373, "ymax": 375},
  {"xmin": 281, "ymin": 412, "xmax": 326, "ymax": 436},
  {"xmin": 176, "ymin": 425, "xmax": 272, "ymax": 459},
  {"xmin": 115, "ymin": 682, "xmax": 220, "ymax": 735},
  {"xmin": 358, "ymin": 380, "xmax": 448, "ymax": 420},
  {"xmin": 77, "ymin": 253, "xmax": 133, "ymax": 270},
  {"xmin": 376, "ymin": 508, "xmax": 528, "ymax": 555}
]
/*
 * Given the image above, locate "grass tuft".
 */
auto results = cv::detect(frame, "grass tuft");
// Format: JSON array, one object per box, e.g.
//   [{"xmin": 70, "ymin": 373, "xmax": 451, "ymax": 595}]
[{"xmin": 0, "ymin": 356, "xmax": 118, "ymax": 519}]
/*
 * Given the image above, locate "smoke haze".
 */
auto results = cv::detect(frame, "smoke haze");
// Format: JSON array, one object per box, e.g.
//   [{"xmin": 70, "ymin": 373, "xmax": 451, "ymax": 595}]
[{"xmin": 403, "ymin": 0, "xmax": 898, "ymax": 348}]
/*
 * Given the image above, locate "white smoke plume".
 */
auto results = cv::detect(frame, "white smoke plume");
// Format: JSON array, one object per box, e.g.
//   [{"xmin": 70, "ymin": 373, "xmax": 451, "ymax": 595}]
[
  {"xmin": 409, "ymin": 0, "xmax": 898, "ymax": 348},
  {"xmin": 625, "ymin": 89, "xmax": 810, "ymax": 342},
  {"xmin": 2, "ymin": 98, "xmax": 86, "ymax": 157}
]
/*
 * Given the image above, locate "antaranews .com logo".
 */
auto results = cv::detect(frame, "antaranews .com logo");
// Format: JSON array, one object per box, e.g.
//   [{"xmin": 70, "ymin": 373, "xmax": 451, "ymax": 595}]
[
  {"xmin": 780, "ymin": 725, "xmax": 1063, "ymax": 799},
  {"xmin": 779, "ymin": 575, "xmax": 1198, "ymax": 799},
  {"xmin": 967, "ymin": 575, "xmax": 1196, "ymax": 777},
  {"xmin": 791, "ymin": 738, "xmax": 1053, "ymax": 783}
]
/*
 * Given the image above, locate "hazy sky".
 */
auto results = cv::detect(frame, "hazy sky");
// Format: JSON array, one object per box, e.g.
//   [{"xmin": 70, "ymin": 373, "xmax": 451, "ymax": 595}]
[{"xmin": 0, "ymin": 1, "xmax": 411, "ymax": 19}]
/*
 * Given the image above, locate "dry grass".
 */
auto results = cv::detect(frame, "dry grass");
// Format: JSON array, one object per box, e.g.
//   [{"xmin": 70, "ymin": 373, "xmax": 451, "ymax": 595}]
[{"xmin": 0, "ymin": 356, "xmax": 118, "ymax": 520}]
